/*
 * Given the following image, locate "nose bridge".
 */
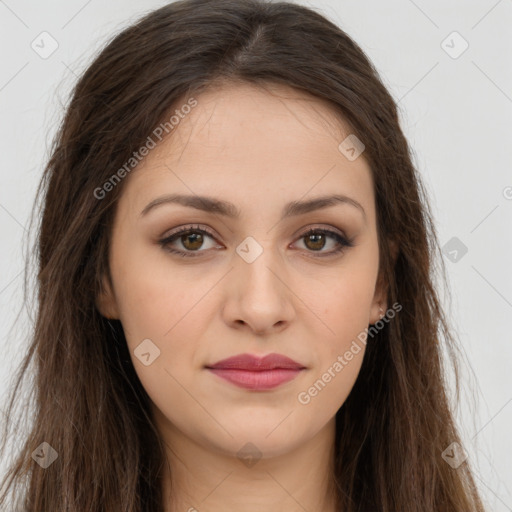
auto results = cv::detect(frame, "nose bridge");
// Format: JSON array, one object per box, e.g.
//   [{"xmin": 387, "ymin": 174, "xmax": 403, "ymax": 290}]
[
  {"xmin": 225, "ymin": 234, "xmax": 295, "ymax": 332},
  {"xmin": 236, "ymin": 234, "xmax": 285, "ymax": 299}
]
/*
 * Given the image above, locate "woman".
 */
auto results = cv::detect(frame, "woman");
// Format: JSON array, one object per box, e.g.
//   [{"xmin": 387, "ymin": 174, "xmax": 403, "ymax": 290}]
[{"xmin": 0, "ymin": 0, "xmax": 486, "ymax": 510}]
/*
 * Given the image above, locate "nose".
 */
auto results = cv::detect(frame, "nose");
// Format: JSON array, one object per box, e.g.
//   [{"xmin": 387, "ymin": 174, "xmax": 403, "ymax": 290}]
[{"xmin": 222, "ymin": 246, "xmax": 296, "ymax": 336}]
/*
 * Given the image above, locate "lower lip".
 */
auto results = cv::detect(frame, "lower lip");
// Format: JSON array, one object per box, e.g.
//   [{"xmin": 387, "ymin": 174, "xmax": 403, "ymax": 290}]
[{"xmin": 207, "ymin": 368, "xmax": 303, "ymax": 390}]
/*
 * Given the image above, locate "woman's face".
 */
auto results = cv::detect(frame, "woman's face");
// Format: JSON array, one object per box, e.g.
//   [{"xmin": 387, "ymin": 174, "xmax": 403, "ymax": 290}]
[{"xmin": 97, "ymin": 83, "xmax": 385, "ymax": 460}]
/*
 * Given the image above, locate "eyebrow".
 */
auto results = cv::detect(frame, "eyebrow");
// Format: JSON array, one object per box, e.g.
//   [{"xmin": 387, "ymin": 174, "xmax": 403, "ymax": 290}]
[{"xmin": 139, "ymin": 193, "xmax": 366, "ymax": 222}]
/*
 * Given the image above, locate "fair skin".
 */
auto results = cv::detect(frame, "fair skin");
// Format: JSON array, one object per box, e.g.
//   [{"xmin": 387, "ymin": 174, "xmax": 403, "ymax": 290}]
[{"xmin": 97, "ymin": 82, "xmax": 387, "ymax": 512}]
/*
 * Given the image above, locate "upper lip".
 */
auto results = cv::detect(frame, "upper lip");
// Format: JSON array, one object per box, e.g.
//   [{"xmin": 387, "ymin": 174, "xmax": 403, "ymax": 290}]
[{"xmin": 206, "ymin": 353, "xmax": 305, "ymax": 371}]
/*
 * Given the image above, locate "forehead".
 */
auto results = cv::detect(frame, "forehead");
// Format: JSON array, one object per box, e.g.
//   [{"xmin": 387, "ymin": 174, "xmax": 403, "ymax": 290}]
[
  {"xmin": 158, "ymin": 82, "xmax": 353, "ymax": 164},
  {"xmin": 118, "ymin": 82, "xmax": 375, "ymax": 222}
]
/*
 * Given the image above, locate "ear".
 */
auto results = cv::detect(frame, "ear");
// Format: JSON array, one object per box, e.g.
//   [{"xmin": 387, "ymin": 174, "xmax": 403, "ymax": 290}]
[
  {"xmin": 96, "ymin": 273, "xmax": 120, "ymax": 320},
  {"xmin": 369, "ymin": 239, "xmax": 399, "ymax": 324}
]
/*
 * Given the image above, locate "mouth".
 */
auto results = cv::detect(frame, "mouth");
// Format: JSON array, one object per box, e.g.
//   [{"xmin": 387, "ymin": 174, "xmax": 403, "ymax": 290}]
[{"xmin": 205, "ymin": 353, "xmax": 306, "ymax": 390}]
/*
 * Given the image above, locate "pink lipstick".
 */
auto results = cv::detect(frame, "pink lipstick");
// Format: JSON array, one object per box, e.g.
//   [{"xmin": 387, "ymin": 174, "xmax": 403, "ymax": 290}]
[{"xmin": 205, "ymin": 353, "xmax": 305, "ymax": 390}]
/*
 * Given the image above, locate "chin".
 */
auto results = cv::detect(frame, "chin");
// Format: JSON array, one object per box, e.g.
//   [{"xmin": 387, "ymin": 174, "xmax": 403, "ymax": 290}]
[{"xmin": 204, "ymin": 424, "xmax": 304, "ymax": 460}]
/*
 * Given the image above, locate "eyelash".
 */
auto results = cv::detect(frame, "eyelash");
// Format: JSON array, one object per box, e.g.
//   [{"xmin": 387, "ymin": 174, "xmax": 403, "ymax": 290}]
[{"xmin": 158, "ymin": 224, "xmax": 354, "ymax": 259}]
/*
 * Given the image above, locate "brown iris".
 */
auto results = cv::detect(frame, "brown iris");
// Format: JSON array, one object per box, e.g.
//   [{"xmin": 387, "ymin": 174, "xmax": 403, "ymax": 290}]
[
  {"xmin": 181, "ymin": 232, "xmax": 204, "ymax": 250},
  {"xmin": 304, "ymin": 232, "xmax": 326, "ymax": 251}
]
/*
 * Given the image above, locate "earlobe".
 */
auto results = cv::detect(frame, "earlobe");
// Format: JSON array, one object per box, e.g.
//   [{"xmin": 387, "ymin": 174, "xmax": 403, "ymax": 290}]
[
  {"xmin": 370, "ymin": 297, "xmax": 387, "ymax": 325},
  {"xmin": 369, "ymin": 275, "xmax": 387, "ymax": 325},
  {"xmin": 369, "ymin": 239, "xmax": 399, "ymax": 324},
  {"xmin": 95, "ymin": 274, "xmax": 120, "ymax": 319}
]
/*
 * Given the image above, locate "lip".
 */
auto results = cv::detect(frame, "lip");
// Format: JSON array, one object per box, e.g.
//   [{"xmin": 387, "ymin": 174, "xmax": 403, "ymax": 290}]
[{"xmin": 205, "ymin": 353, "xmax": 306, "ymax": 390}]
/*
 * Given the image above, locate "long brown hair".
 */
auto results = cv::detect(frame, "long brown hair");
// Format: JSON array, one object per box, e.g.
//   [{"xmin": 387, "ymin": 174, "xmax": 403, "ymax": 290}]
[{"xmin": 0, "ymin": 0, "xmax": 486, "ymax": 510}]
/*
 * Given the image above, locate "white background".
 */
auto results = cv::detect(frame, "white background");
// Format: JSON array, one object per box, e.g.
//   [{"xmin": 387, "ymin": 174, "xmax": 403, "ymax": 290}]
[{"xmin": 1, "ymin": 0, "xmax": 511, "ymax": 510}]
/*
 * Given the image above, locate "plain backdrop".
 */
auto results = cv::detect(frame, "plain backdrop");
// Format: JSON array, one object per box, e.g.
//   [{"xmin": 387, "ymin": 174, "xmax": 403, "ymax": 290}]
[{"xmin": 0, "ymin": 0, "xmax": 511, "ymax": 510}]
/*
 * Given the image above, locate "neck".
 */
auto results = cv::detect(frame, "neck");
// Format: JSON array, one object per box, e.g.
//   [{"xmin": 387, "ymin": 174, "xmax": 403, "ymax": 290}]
[{"xmin": 157, "ymin": 415, "xmax": 338, "ymax": 512}]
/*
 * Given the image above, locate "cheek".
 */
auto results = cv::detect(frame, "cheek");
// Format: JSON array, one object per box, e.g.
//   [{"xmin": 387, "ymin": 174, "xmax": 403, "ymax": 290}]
[
  {"xmin": 111, "ymin": 260, "xmax": 211, "ymax": 422},
  {"xmin": 110, "ymin": 254, "xmax": 223, "ymax": 407},
  {"xmin": 320, "ymin": 272, "xmax": 376, "ymax": 348},
  {"xmin": 292, "ymin": 265, "xmax": 377, "ymax": 416},
  {"xmin": 111, "ymin": 246, "xmax": 211, "ymax": 347}
]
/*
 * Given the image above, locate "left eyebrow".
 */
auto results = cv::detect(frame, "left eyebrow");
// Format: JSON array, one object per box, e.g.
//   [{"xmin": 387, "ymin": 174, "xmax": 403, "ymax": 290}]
[{"xmin": 139, "ymin": 193, "xmax": 366, "ymax": 222}]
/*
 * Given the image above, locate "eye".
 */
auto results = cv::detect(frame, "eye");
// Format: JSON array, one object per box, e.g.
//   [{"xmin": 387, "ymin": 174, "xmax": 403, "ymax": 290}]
[
  {"xmin": 158, "ymin": 224, "xmax": 354, "ymax": 258},
  {"xmin": 292, "ymin": 227, "xmax": 354, "ymax": 257},
  {"xmin": 158, "ymin": 224, "xmax": 221, "ymax": 257}
]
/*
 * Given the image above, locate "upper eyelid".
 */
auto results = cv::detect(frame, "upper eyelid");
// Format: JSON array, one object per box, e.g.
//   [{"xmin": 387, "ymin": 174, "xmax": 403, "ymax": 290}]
[{"xmin": 162, "ymin": 223, "xmax": 347, "ymax": 239}]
